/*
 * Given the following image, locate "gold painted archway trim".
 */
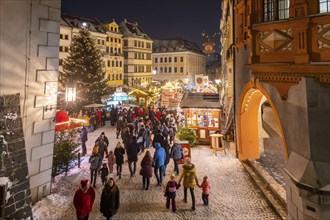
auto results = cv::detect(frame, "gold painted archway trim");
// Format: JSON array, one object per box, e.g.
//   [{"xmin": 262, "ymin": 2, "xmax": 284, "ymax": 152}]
[{"xmin": 237, "ymin": 80, "xmax": 289, "ymax": 160}]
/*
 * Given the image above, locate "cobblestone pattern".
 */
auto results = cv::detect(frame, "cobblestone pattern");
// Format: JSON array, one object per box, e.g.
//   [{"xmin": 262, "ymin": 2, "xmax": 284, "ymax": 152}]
[
  {"xmin": 44, "ymin": 125, "xmax": 280, "ymax": 220},
  {"xmin": 0, "ymin": 94, "xmax": 32, "ymax": 219}
]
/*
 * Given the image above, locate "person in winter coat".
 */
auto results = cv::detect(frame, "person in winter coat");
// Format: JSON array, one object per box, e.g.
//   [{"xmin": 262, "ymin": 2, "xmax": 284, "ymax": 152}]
[
  {"xmin": 126, "ymin": 136, "xmax": 140, "ymax": 177},
  {"xmin": 80, "ymin": 127, "xmax": 88, "ymax": 156},
  {"xmin": 114, "ymin": 142, "xmax": 125, "ymax": 179},
  {"xmin": 162, "ymin": 141, "xmax": 171, "ymax": 176},
  {"xmin": 140, "ymin": 150, "xmax": 153, "ymax": 190},
  {"xmin": 107, "ymin": 150, "xmax": 115, "ymax": 174},
  {"xmin": 153, "ymin": 142, "xmax": 166, "ymax": 186},
  {"xmin": 99, "ymin": 163, "xmax": 109, "ymax": 186},
  {"xmin": 170, "ymin": 143, "xmax": 183, "ymax": 175},
  {"xmin": 89, "ymin": 146, "xmax": 102, "ymax": 188},
  {"xmin": 152, "ymin": 129, "xmax": 165, "ymax": 148},
  {"xmin": 178, "ymin": 158, "xmax": 199, "ymax": 210},
  {"xmin": 137, "ymin": 124, "xmax": 146, "ymax": 152},
  {"xmin": 164, "ymin": 174, "xmax": 180, "ymax": 213},
  {"xmin": 199, "ymin": 176, "xmax": 211, "ymax": 206},
  {"xmin": 73, "ymin": 179, "xmax": 95, "ymax": 220},
  {"xmin": 100, "ymin": 178, "xmax": 120, "ymax": 220}
]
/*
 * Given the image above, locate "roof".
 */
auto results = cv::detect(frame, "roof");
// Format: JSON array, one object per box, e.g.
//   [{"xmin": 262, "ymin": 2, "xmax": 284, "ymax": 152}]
[
  {"xmin": 61, "ymin": 14, "xmax": 108, "ymax": 34},
  {"xmin": 119, "ymin": 20, "xmax": 152, "ymax": 40},
  {"xmin": 153, "ymin": 38, "xmax": 204, "ymax": 55},
  {"xmin": 181, "ymin": 93, "xmax": 220, "ymax": 109}
]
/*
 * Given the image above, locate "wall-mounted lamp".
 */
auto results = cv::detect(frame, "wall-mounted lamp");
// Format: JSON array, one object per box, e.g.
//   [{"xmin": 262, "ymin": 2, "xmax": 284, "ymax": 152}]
[
  {"xmin": 44, "ymin": 105, "xmax": 56, "ymax": 112},
  {"xmin": 65, "ymin": 84, "xmax": 76, "ymax": 102}
]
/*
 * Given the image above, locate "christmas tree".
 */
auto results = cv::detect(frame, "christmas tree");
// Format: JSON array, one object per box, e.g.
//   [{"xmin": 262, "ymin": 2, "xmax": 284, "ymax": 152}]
[{"xmin": 60, "ymin": 28, "xmax": 107, "ymax": 109}]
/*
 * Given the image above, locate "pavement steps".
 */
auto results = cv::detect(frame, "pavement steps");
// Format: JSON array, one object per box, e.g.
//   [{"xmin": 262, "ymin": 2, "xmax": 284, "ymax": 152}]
[{"xmin": 241, "ymin": 160, "xmax": 287, "ymax": 220}]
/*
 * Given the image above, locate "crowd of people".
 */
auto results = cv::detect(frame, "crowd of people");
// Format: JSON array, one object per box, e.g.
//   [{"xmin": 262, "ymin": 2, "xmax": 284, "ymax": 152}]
[{"xmin": 74, "ymin": 106, "xmax": 211, "ymax": 220}]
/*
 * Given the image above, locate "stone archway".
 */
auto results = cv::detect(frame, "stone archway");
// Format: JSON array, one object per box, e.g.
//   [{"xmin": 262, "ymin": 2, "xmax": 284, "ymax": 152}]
[{"xmin": 237, "ymin": 80, "xmax": 288, "ymax": 160}]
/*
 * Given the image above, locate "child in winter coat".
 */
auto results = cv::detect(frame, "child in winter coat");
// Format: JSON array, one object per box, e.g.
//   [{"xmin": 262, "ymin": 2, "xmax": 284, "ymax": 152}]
[
  {"xmin": 108, "ymin": 150, "xmax": 115, "ymax": 174},
  {"xmin": 99, "ymin": 163, "xmax": 109, "ymax": 185},
  {"xmin": 164, "ymin": 174, "xmax": 180, "ymax": 212},
  {"xmin": 199, "ymin": 176, "xmax": 211, "ymax": 206}
]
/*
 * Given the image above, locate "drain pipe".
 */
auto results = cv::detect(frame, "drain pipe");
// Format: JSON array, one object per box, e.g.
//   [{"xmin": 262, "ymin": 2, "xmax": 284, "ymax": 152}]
[{"xmin": 232, "ymin": 1, "xmax": 238, "ymax": 158}]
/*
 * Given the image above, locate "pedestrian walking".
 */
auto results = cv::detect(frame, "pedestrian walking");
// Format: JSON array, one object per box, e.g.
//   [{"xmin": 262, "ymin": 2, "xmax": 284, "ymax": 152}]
[
  {"xmin": 178, "ymin": 158, "xmax": 199, "ymax": 210},
  {"xmin": 114, "ymin": 142, "xmax": 125, "ymax": 179},
  {"xmin": 126, "ymin": 136, "xmax": 140, "ymax": 177},
  {"xmin": 164, "ymin": 174, "xmax": 180, "ymax": 213},
  {"xmin": 137, "ymin": 124, "xmax": 146, "ymax": 152},
  {"xmin": 170, "ymin": 142, "xmax": 183, "ymax": 175},
  {"xmin": 99, "ymin": 163, "xmax": 109, "ymax": 186},
  {"xmin": 100, "ymin": 178, "xmax": 120, "ymax": 220},
  {"xmin": 80, "ymin": 127, "xmax": 88, "ymax": 156},
  {"xmin": 73, "ymin": 179, "xmax": 95, "ymax": 220},
  {"xmin": 153, "ymin": 142, "xmax": 166, "ymax": 186},
  {"xmin": 140, "ymin": 150, "xmax": 153, "ymax": 190},
  {"xmin": 89, "ymin": 146, "xmax": 102, "ymax": 188},
  {"xmin": 199, "ymin": 176, "xmax": 211, "ymax": 206},
  {"xmin": 108, "ymin": 150, "xmax": 115, "ymax": 174}
]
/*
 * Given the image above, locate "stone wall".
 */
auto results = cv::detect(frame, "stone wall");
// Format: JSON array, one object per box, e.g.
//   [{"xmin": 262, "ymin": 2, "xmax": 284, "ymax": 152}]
[
  {"xmin": 0, "ymin": 94, "xmax": 32, "ymax": 219},
  {"xmin": 0, "ymin": 0, "xmax": 61, "ymax": 204}
]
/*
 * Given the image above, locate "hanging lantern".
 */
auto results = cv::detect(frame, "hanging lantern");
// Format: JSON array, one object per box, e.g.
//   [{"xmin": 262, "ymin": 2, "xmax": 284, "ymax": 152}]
[{"xmin": 65, "ymin": 83, "xmax": 76, "ymax": 102}]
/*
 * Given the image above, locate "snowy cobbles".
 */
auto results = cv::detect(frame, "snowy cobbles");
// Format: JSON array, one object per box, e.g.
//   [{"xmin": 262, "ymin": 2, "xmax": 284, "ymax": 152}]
[{"xmin": 33, "ymin": 126, "xmax": 280, "ymax": 220}]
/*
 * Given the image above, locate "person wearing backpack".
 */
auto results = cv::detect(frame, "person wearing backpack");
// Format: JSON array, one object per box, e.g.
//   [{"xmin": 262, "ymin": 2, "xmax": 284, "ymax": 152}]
[{"xmin": 170, "ymin": 142, "xmax": 182, "ymax": 176}]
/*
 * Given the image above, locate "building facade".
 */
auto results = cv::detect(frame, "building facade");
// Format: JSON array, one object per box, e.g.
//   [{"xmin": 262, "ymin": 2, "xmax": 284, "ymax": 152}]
[
  {"xmin": 232, "ymin": 0, "xmax": 330, "ymax": 219},
  {"xmin": 219, "ymin": 0, "xmax": 235, "ymax": 137},
  {"xmin": 0, "ymin": 0, "xmax": 61, "ymax": 217},
  {"xmin": 120, "ymin": 20, "xmax": 153, "ymax": 87},
  {"xmin": 60, "ymin": 15, "xmax": 124, "ymax": 87},
  {"xmin": 152, "ymin": 38, "xmax": 206, "ymax": 83}
]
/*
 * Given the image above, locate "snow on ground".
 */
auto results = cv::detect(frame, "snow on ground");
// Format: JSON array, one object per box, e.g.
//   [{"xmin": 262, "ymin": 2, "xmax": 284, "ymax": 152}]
[{"xmin": 32, "ymin": 125, "xmax": 279, "ymax": 220}]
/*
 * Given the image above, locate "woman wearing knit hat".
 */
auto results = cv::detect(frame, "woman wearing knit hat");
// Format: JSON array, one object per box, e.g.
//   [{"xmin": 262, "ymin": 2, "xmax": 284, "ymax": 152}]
[{"xmin": 73, "ymin": 179, "xmax": 96, "ymax": 220}]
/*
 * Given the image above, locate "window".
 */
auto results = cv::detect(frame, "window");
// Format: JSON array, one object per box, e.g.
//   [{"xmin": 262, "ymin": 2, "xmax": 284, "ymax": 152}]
[
  {"xmin": 320, "ymin": 0, "xmax": 330, "ymax": 13},
  {"xmin": 264, "ymin": 0, "xmax": 289, "ymax": 22},
  {"xmin": 114, "ymin": 38, "xmax": 117, "ymax": 43},
  {"xmin": 110, "ymin": 47, "xmax": 113, "ymax": 54},
  {"xmin": 98, "ymin": 39, "xmax": 101, "ymax": 44},
  {"xmin": 180, "ymin": 57, "xmax": 183, "ymax": 62},
  {"xmin": 174, "ymin": 57, "xmax": 177, "ymax": 62},
  {"xmin": 111, "ymin": 27, "xmax": 113, "ymax": 32},
  {"xmin": 164, "ymin": 67, "xmax": 167, "ymax": 73},
  {"xmin": 106, "ymin": 47, "xmax": 109, "ymax": 53},
  {"xmin": 59, "ymin": 46, "xmax": 63, "ymax": 52},
  {"xmin": 65, "ymin": 35, "xmax": 69, "ymax": 40},
  {"xmin": 134, "ymin": 41, "xmax": 137, "ymax": 47},
  {"xmin": 174, "ymin": 67, "xmax": 177, "ymax": 73},
  {"xmin": 120, "ymin": 74, "xmax": 122, "ymax": 80},
  {"xmin": 169, "ymin": 67, "xmax": 172, "ymax": 73},
  {"xmin": 59, "ymin": 59, "xmax": 63, "ymax": 66},
  {"xmin": 107, "ymin": 60, "xmax": 110, "ymax": 67},
  {"xmin": 164, "ymin": 57, "xmax": 167, "ymax": 63},
  {"xmin": 155, "ymin": 58, "xmax": 158, "ymax": 63},
  {"xmin": 60, "ymin": 34, "xmax": 63, "ymax": 39},
  {"xmin": 112, "ymin": 74, "xmax": 114, "ymax": 80},
  {"xmin": 180, "ymin": 67, "xmax": 184, "ymax": 73},
  {"xmin": 160, "ymin": 67, "xmax": 163, "ymax": 73},
  {"xmin": 116, "ymin": 61, "xmax": 119, "ymax": 67},
  {"xmin": 120, "ymin": 61, "xmax": 122, "ymax": 67},
  {"xmin": 106, "ymin": 37, "xmax": 109, "ymax": 42},
  {"xmin": 112, "ymin": 61, "xmax": 115, "ymax": 67},
  {"xmin": 116, "ymin": 74, "xmax": 118, "ymax": 80},
  {"xmin": 160, "ymin": 57, "xmax": 163, "ymax": 63},
  {"xmin": 169, "ymin": 57, "xmax": 172, "ymax": 62},
  {"xmin": 111, "ymin": 38, "xmax": 113, "ymax": 42},
  {"xmin": 118, "ymin": 39, "xmax": 121, "ymax": 43},
  {"xmin": 118, "ymin": 48, "xmax": 121, "ymax": 54},
  {"xmin": 124, "ymin": 40, "xmax": 128, "ymax": 46}
]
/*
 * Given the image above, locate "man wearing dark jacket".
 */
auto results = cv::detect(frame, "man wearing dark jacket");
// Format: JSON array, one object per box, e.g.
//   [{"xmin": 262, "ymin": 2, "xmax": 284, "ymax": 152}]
[{"xmin": 126, "ymin": 136, "xmax": 140, "ymax": 177}]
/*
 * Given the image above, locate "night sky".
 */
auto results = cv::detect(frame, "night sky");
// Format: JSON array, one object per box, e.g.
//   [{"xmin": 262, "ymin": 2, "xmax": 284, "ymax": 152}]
[{"xmin": 61, "ymin": 0, "xmax": 222, "ymax": 52}]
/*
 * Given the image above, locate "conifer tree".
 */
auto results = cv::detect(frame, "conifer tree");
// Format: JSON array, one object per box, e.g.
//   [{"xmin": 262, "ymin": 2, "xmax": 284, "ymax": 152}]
[{"xmin": 60, "ymin": 28, "xmax": 107, "ymax": 109}]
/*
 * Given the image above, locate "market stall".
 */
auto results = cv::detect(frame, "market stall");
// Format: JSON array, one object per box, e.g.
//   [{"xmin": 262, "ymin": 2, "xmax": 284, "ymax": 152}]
[{"xmin": 180, "ymin": 93, "xmax": 221, "ymax": 143}]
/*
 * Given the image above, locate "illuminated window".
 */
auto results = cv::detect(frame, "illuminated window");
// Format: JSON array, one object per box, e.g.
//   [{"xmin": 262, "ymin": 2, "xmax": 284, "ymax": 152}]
[
  {"xmin": 320, "ymin": 0, "xmax": 330, "ymax": 13},
  {"xmin": 264, "ymin": 0, "xmax": 289, "ymax": 22}
]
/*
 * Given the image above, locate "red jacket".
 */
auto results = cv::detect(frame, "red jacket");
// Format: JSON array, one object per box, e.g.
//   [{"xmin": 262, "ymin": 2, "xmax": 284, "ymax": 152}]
[{"xmin": 73, "ymin": 185, "xmax": 96, "ymax": 216}]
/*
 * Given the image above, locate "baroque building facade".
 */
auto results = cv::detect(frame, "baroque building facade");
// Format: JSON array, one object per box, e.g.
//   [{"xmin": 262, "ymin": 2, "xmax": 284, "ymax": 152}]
[
  {"xmin": 231, "ymin": 0, "xmax": 330, "ymax": 219},
  {"xmin": 59, "ymin": 14, "xmax": 124, "ymax": 87},
  {"xmin": 120, "ymin": 20, "xmax": 153, "ymax": 87},
  {"xmin": 152, "ymin": 38, "xmax": 206, "ymax": 83}
]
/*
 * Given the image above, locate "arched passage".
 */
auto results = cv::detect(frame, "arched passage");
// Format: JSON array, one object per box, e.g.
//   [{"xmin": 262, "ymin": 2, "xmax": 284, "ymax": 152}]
[{"xmin": 237, "ymin": 80, "xmax": 288, "ymax": 160}]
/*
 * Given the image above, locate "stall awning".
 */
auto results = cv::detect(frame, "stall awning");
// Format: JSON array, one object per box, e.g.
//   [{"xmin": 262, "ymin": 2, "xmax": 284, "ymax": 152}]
[{"xmin": 180, "ymin": 93, "xmax": 220, "ymax": 109}]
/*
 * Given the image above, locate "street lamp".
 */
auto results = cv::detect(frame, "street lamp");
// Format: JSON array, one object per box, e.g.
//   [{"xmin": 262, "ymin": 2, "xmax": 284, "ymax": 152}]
[
  {"xmin": 65, "ymin": 83, "xmax": 76, "ymax": 102},
  {"xmin": 152, "ymin": 69, "xmax": 157, "ymax": 75}
]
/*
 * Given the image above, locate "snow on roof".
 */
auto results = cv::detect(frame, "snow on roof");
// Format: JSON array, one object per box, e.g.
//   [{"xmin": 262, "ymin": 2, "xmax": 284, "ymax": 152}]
[
  {"xmin": 61, "ymin": 14, "xmax": 108, "ymax": 34},
  {"xmin": 119, "ymin": 20, "xmax": 152, "ymax": 40},
  {"xmin": 153, "ymin": 38, "xmax": 204, "ymax": 55}
]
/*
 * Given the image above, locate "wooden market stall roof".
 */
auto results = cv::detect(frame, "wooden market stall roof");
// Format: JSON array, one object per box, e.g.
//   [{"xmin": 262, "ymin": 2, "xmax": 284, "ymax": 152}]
[
  {"xmin": 180, "ymin": 93, "xmax": 220, "ymax": 109},
  {"xmin": 128, "ymin": 88, "xmax": 148, "ymax": 97}
]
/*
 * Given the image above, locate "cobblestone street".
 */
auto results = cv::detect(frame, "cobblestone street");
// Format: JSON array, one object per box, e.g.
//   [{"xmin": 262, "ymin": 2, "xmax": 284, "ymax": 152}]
[{"xmin": 33, "ymin": 125, "xmax": 280, "ymax": 219}]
